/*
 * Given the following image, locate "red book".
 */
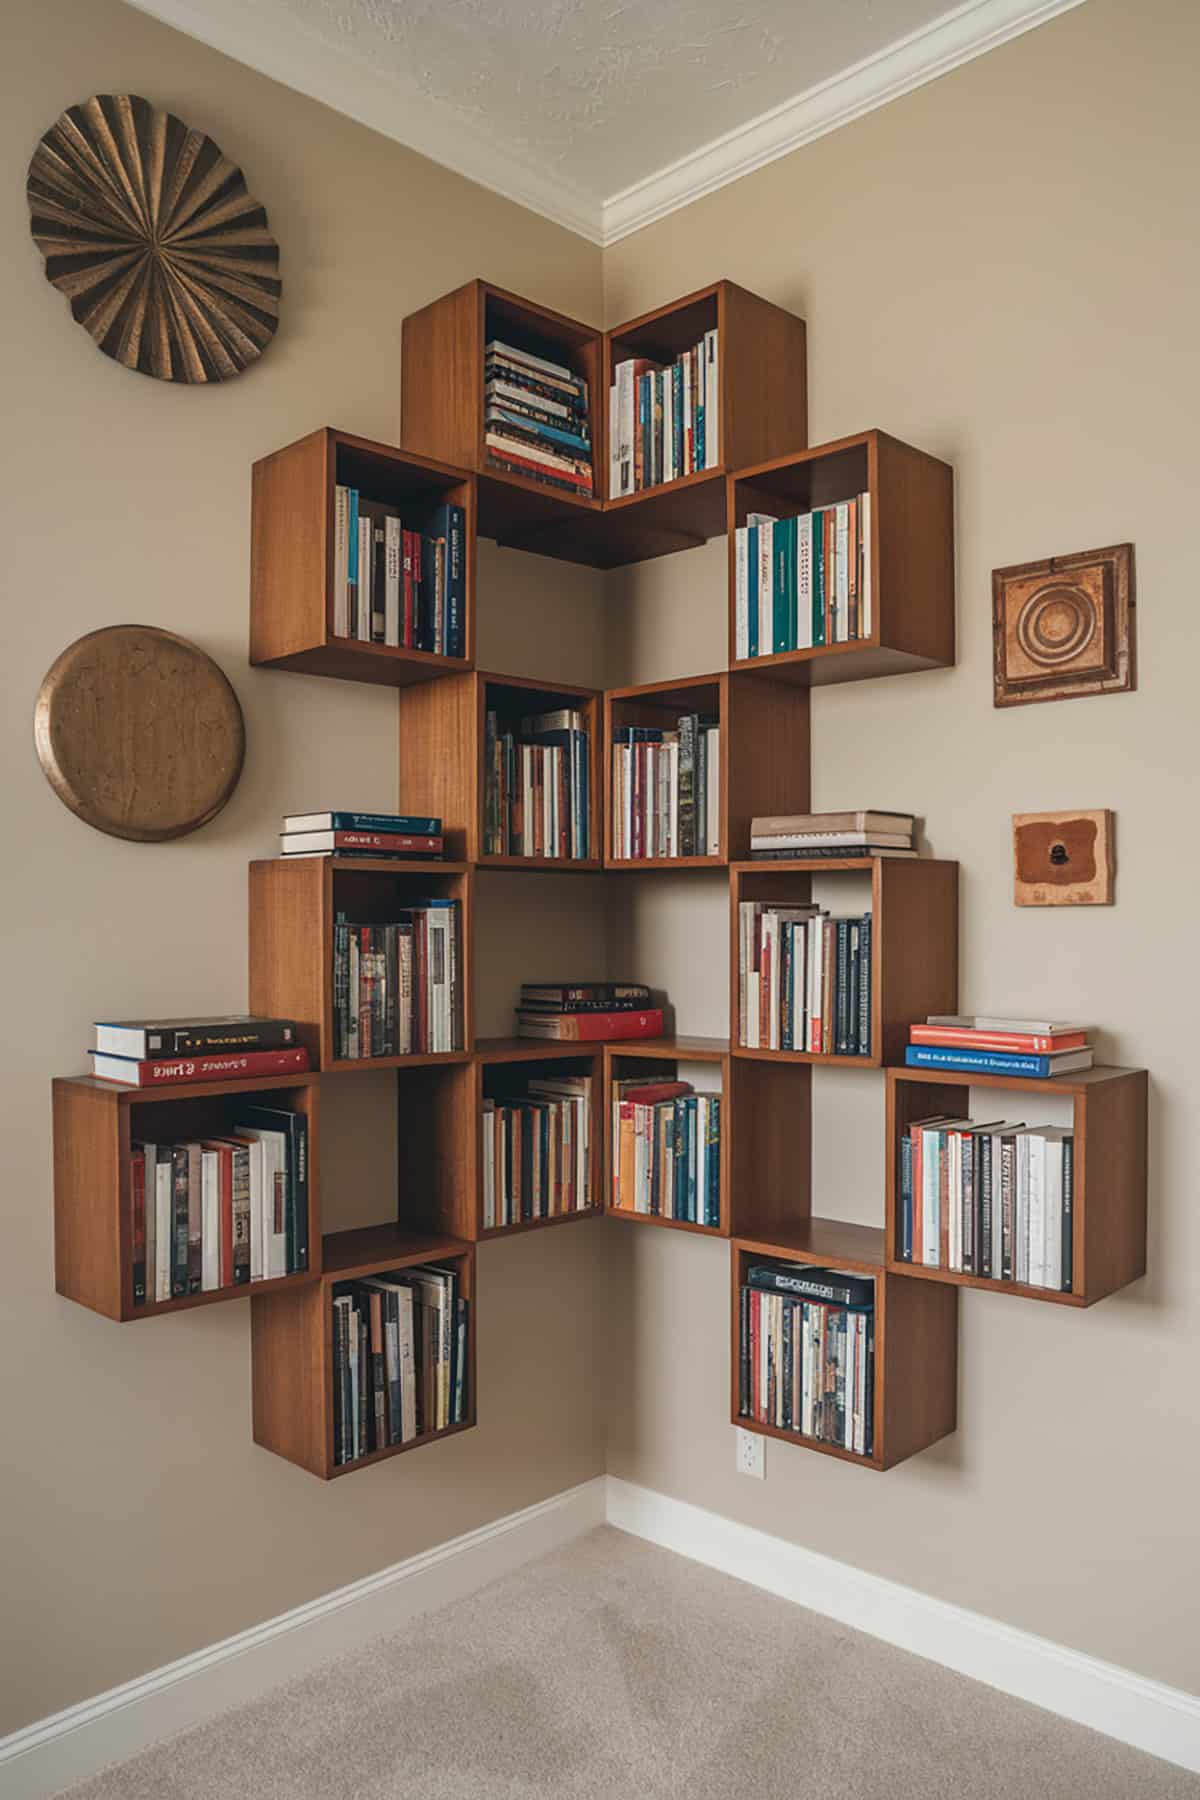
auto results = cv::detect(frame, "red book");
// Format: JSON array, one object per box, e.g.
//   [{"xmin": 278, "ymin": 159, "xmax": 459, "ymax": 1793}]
[
  {"xmin": 909, "ymin": 1024, "xmax": 1088, "ymax": 1053},
  {"xmin": 91, "ymin": 1047, "xmax": 310, "ymax": 1087},
  {"xmin": 202, "ymin": 1142, "xmax": 235, "ymax": 1287},
  {"xmin": 618, "ymin": 1081, "xmax": 691, "ymax": 1106},
  {"xmin": 515, "ymin": 1008, "xmax": 664, "ymax": 1042},
  {"xmin": 487, "ymin": 442, "xmax": 593, "ymax": 492},
  {"xmin": 283, "ymin": 830, "xmax": 443, "ymax": 856}
]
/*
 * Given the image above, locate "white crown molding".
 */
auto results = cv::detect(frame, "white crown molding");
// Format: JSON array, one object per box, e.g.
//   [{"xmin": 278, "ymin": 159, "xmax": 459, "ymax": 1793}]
[{"xmin": 601, "ymin": 0, "xmax": 1089, "ymax": 243}]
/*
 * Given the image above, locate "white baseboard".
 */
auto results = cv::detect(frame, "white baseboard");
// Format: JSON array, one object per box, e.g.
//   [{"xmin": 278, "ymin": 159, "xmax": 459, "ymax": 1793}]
[
  {"xmin": 0, "ymin": 1476, "xmax": 606, "ymax": 1800},
  {"xmin": 607, "ymin": 1477, "xmax": 1200, "ymax": 1775}
]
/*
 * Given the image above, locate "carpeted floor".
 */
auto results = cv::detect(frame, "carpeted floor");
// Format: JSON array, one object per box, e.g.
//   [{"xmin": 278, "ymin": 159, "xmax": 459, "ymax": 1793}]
[{"xmin": 62, "ymin": 1526, "xmax": 1200, "ymax": 1799}]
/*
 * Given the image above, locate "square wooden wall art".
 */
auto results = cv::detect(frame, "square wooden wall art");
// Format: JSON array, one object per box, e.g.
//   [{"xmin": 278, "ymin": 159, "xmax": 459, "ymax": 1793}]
[
  {"xmin": 1013, "ymin": 809, "xmax": 1114, "ymax": 906},
  {"xmin": 993, "ymin": 543, "xmax": 1134, "ymax": 707}
]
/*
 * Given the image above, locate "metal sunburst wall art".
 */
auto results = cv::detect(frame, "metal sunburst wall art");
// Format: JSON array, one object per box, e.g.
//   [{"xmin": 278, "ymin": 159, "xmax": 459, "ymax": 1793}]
[{"xmin": 26, "ymin": 93, "xmax": 281, "ymax": 383}]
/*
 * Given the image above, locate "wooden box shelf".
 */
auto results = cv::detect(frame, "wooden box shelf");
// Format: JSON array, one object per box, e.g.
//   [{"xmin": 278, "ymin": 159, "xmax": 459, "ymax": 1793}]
[
  {"xmin": 52, "ymin": 1072, "xmax": 320, "ymax": 1322},
  {"xmin": 475, "ymin": 1042, "xmax": 604, "ymax": 1239},
  {"xmin": 885, "ymin": 1064, "xmax": 1148, "ymax": 1306},
  {"xmin": 605, "ymin": 1039, "xmax": 731, "ymax": 1237},
  {"xmin": 250, "ymin": 1224, "xmax": 475, "ymax": 1478},
  {"xmin": 249, "ymin": 856, "xmax": 473, "ymax": 1070},
  {"xmin": 395, "ymin": 670, "xmax": 602, "ymax": 868},
  {"xmin": 730, "ymin": 857, "xmax": 959, "ymax": 1068},
  {"xmin": 604, "ymin": 672, "xmax": 811, "ymax": 868},
  {"xmin": 728, "ymin": 430, "xmax": 955, "ymax": 685},
  {"xmin": 250, "ymin": 427, "xmax": 475, "ymax": 685},
  {"xmin": 731, "ymin": 1229, "xmax": 958, "ymax": 1471}
]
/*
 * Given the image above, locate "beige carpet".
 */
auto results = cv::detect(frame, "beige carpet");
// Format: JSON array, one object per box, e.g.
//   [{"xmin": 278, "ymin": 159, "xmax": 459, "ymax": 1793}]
[{"xmin": 61, "ymin": 1526, "xmax": 1199, "ymax": 1800}]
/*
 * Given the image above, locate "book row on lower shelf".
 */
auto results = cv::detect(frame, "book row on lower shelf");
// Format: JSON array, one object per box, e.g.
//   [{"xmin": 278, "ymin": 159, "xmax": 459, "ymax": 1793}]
[
  {"xmin": 332, "ymin": 1262, "xmax": 468, "ymax": 1467},
  {"xmin": 484, "ymin": 707, "xmax": 591, "ymax": 860},
  {"xmin": 333, "ymin": 903, "xmax": 462, "ymax": 1059},
  {"xmin": 735, "ymin": 495, "xmax": 872, "ymax": 659},
  {"xmin": 738, "ymin": 1260, "xmax": 875, "ymax": 1458},
  {"xmin": 482, "ymin": 1074, "xmax": 594, "ymax": 1227},
  {"xmin": 609, "ymin": 333, "xmax": 719, "ymax": 498},
  {"xmin": 333, "ymin": 487, "xmax": 465, "ymax": 655},
  {"xmin": 611, "ymin": 1077, "xmax": 722, "ymax": 1225},
  {"xmin": 610, "ymin": 714, "xmax": 720, "ymax": 860},
  {"xmin": 738, "ymin": 903, "xmax": 873, "ymax": 1057}
]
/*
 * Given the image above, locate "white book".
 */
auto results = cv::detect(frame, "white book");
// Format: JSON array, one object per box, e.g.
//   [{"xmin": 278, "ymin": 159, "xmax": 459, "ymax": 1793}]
[
  {"xmin": 608, "ymin": 382, "xmax": 619, "ymax": 499},
  {"xmin": 704, "ymin": 329, "xmax": 719, "ymax": 468},
  {"xmin": 662, "ymin": 370, "xmax": 675, "ymax": 484},
  {"xmin": 1027, "ymin": 1133, "xmax": 1047, "ymax": 1287},
  {"xmin": 734, "ymin": 527, "xmax": 749, "ymax": 660},
  {"xmin": 384, "ymin": 514, "xmax": 402, "ymax": 646},
  {"xmin": 757, "ymin": 520, "xmax": 774, "ymax": 659},
  {"xmin": 614, "ymin": 360, "xmax": 636, "ymax": 496},
  {"xmin": 482, "ymin": 1101, "xmax": 495, "ymax": 1230},
  {"xmin": 796, "ymin": 511, "xmax": 814, "ymax": 649},
  {"xmin": 705, "ymin": 726, "xmax": 720, "ymax": 852},
  {"xmin": 356, "ymin": 514, "xmax": 372, "ymax": 643},
  {"xmin": 948, "ymin": 1130, "xmax": 961, "ymax": 1272},
  {"xmin": 1014, "ymin": 1131, "xmax": 1032, "ymax": 1284},
  {"xmin": 921, "ymin": 1125, "xmax": 942, "ymax": 1267},
  {"xmin": 154, "ymin": 1155, "xmax": 172, "ymax": 1302},
  {"xmin": 859, "ymin": 491, "xmax": 872, "ymax": 637},
  {"xmin": 333, "ymin": 485, "xmax": 350, "ymax": 639},
  {"xmin": 835, "ymin": 502, "xmax": 850, "ymax": 643},
  {"xmin": 396, "ymin": 1284, "xmax": 417, "ymax": 1441},
  {"xmin": 488, "ymin": 376, "xmax": 573, "ymax": 420},
  {"xmin": 201, "ymin": 1150, "xmax": 221, "ymax": 1291},
  {"xmin": 681, "ymin": 351, "xmax": 692, "ymax": 477},
  {"xmin": 667, "ymin": 741, "xmax": 679, "ymax": 857},
  {"xmin": 1038, "ymin": 1127, "xmax": 1071, "ymax": 1289},
  {"xmin": 486, "ymin": 338, "xmax": 581, "ymax": 384},
  {"xmin": 844, "ymin": 1320, "xmax": 857, "ymax": 1450},
  {"xmin": 249, "ymin": 1129, "xmax": 288, "ymax": 1279},
  {"xmin": 763, "ymin": 912, "xmax": 778, "ymax": 1049},
  {"xmin": 242, "ymin": 1136, "xmax": 264, "ymax": 1282}
]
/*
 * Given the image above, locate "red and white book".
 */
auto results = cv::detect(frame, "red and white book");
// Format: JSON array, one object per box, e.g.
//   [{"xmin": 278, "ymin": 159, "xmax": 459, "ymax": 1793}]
[
  {"xmin": 515, "ymin": 1008, "xmax": 664, "ymax": 1042},
  {"xmin": 280, "ymin": 829, "xmax": 443, "ymax": 857},
  {"xmin": 912, "ymin": 1020, "xmax": 1088, "ymax": 1053},
  {"xmin": 90, "ymin": 1047, "xmax": 310, "ymax": 1088}
]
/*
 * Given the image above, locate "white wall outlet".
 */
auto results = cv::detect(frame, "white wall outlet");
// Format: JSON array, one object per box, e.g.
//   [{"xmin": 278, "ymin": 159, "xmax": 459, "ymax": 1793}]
[{"xmin": 736, "ymin": 1425, "xmax": 765, "ymax": 1479}]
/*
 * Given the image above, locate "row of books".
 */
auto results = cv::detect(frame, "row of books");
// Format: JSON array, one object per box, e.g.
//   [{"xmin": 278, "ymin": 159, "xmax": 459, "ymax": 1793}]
[
  {"xmin": 899, "ymin": 1117, "xmax": 1074, "ymax": 1290},
  {"xmin": 905, "ymin": 1015, "xmax": 1094, "ymax": 1079},
  {"xmin": 611, "ymin": 1078, "xmax": 721, "ymax": 1226},
  {"xmin": 91, "ymin": 1014, "xmax": 307, "ymax": 1089},
  {"xmin": 735, "ymin": 496, "xmax": 872, "ymax": 660},
  {"xmin": 333, "ymin": 488, "xmax": 464, "ymax": 656},
  {"xmin": 514, "ymin": 981, "xmax": 663, "ymax": 1043},
  {"xmin": 333, "ymin": 904, "xmax": 461, "ymax": 1059},
  {"xmin": 738, "ymin": 905, "xmax": 873, "ymax": 1057},
  {"xmin": 484, "ymin": 709, "xmax": 591, "ymax": 860},
  {"xmin": 131, "ymin": 1104, "xmax": 308, "ymax": 1303},
  {"xmin": 484, "ymin": 338, "xmax": 594, "ymax": 497},
  {"xmin": 611, "ymin": 718, "xmax": 720, "ymax": 860},
  {"xmin": 482, "ymin": 1076, "xmax": 593, "ymax": 1229},
  {"xmin": 609, "ymin": 333, "xmax": 720, "ymax": 497},
  {"xmin": 750, "ymin": 809, "xmax": 916, "ymax": 861},
  {"xmin": 279, "ymin": 809, "xmax": 444, "ymax": 861},
  {"xmin": 738, "ymin": 1262, "xmax": 875, "ymax": 1456},
  {"xmin": 332, "ymin": 1264, "xmax": 467, "ymax": 1466}
]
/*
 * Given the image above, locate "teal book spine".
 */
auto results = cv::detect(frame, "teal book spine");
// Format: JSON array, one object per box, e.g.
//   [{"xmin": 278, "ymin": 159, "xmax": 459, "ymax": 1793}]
[
  {"xmin": 812, "ymin": 507, "xmax": 825, "ymax": 647},
  {"xmin": 747, "ymin": 524, "xmax": 760, "ymax": 657}
]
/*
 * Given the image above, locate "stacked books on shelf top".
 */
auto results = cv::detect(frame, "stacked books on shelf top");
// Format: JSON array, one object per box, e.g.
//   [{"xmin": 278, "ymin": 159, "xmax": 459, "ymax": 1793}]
[
  {"xmin": 332, "ymin": 1262, "xmax": 467, "ymax": 1466},
  {"xmin": 90, "ymin": 1016, "xmax": 308, "ymax": 1088},
  {"xmin": 611, "ymin": 1074, "xmax": 720, "ymax": 1226},
  {"xmin": 482, "ymin": 1071, "xmax": 593, "ymax": 1229},
  {"xmin": 738, "ymin": 1261, "xmax": 875, "ymax": 1457},
  {"xmin": 515, "ymin": 981, "xmax": 663, "ymax": 1042},
  {"xmin": 279, "ymin": 810, "xmax": 444, "ymax": 860},
  {"xmin": 484, "ymin": 340, "xmax": 594, "ymax": 498},
  {"xmin": 333, "ymin": 488, "xmax": 464, "ymax": 656},
  {"xmin": 905, "ymin": 1016, "xmax": 1094, "ymax": 1079},
  {"xmin": 485, "ymin": 707, "xmax": 590, "ymax": 860},
  {"xmin": 612, "ymin": 713, "xmax": 719, "ymax": 859},
  {"xmin": 738, "ymin": 903, "xmax": 872, "ymax": 1056},
  {"xmin": 609, "ymin": 332, "xmax": 719, "ymax": 496},
  {"xmin": 735, "ymin": 493, "xmax": 872, "ymax": 659},
  {"xmin": 750, "ymin": 810, "xmax": 915, "ymax": 861}
]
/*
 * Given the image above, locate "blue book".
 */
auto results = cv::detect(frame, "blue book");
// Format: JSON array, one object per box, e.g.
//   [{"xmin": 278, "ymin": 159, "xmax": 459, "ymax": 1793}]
[
  {"xmin": 429, "ymin": 502, "xmax": 466, "ymax": 657},
  {"xmin": 672, "ymin": 363, "xmax": 684, "ymax": 476},
  {"xmin": 899, "ymin": 1131, "xmax": 913, "ymax": 1261},
  {"xmin": 811, "ymin": 507, "xmax": 825, "ymax": 647},
  {"xmin": 746, "ymin": 523, "xmax": 759, "ymax": 657},
  {"xmin": 492, "ymin": 408, "xmax": 590, "ymax": 456},
  {"xmin": 347, "ymin": 488, "xmax": 360, "ymax": 585},
  {"xmin": 706, "ymin": 1096, "xmax": 721, "ymax": 1226},
  {"xmin": 903, "ymin": 1045, "xmax": 1084, "ymax": 1079}
]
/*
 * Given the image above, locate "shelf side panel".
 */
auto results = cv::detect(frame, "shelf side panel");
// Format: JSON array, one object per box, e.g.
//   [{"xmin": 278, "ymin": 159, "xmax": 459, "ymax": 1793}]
[
  {"xmin": 878, "ymin": 1272, "xmax": 958, "ymax": 1468},
  {"xmin": 249, "ymin": 859, "xmax": 328, "ymax": 1066},
  {"xmin": 876, "ymin": 860, "xmax": 959, "ymax": 1067},
  {"xmin": 250, "ymin": 430, "xmax": 330, "ymax": 665},
  {"xmin": 725, "ymin": 676, "xmax": 811, "ymax": 864},
  {"xmin": 720, "ymin": 285, "xmax": 808, "ymax": 471},
  {"xmin": 401, "ymin": 283, "xmax": 480, "ymax": 469},
  {"xmin": 1078, "ymin": 1072, "xmax": 1148, "ymax": 1303},
  {"xmin": 395, "ymin": 673, "xmax": 478, "ymax": 862},
  {"xmin": 251, "ymin": 1281, "xmax": 330, "ymax": 1477},
  {"xmin": 53, "ymin": 1082, "xmax": 125, "ymax": 1320},
  {"xmin": 727, "ymin": 1057, "xmax": 812, "ymax": 1236},
  {"xmin": 874, "ymin": 433, "xmax": 955, "ymax": 667}
]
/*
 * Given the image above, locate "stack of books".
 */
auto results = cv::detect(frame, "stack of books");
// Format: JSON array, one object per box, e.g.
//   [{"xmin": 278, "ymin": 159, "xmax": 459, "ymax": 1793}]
[
  {"xmin": 750, "ymin": 810, "xmax": 915, "ymax": 860},
  {"xmin": 898, "ymin": 1115, "xmax": 1074, "ymax": 1290},
  {"xmin": 90, "ymin": 1015, "xmax": 307, "ymax": 1088},
  {"xmin": 484, "ymin": 708, "xmax": 590, "ymax": 860},
  {"xmin": 482, "ymin": 1073, "xmax": 593, "ymax": 1228},
  {"xmin": 331, "ymin": 1262, "xmax": 467, "ymax": 1466},
  {"xmin": 611, "ymin": 714, "xmax": 720, "ymax": 859},
  {"xmin": 905, "ymin": 1016, "xmax": 1093, "ymax": 1078},
  {"xmin": 280, "ymin": 810, "xmax": 443, "ymax": 860},
  {"xmin": 610, "ymin": 1076, "xmax": 721, "ymax": 1226},
  {"xmin": 738, "ymin": 1262, "xmax": 875, "ymax": 1457},
  {"xmin": 333, "ymin": 901, "xmax": 461, "ymax": 1058},
  {"xmin": 484, "ymin": 340, "xmax": 593, "ymax": 498},
  {"xmin": 130, "ymin": 1101, "xmax": 308, "ymax": 1305},
  {"xmin": 737, "ymin": 905, "xmax": 872, "ymax": 1056},
  {"xmin": 333, "ymin": 487, "xmax": 464, "ymax": 655},
  {"xmin": 609, "ymin": 332, "xmax": 719, "ymax": 496},
  {"xmin": 734, "ymin": 494, "xmax": 872, "ymax": 659},
  {"xmin": 514, "ymin": 981, "xmax": 663, "ymax": 1042}
]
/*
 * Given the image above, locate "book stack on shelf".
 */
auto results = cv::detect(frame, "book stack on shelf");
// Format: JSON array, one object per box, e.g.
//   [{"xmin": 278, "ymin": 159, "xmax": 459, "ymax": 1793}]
[
  {"xmin": 750, "ymin": 810, "xmax": 915, "ymax": 861},
  {"xmin": 515, "ymin": 981, "xmax": 663, "ymax": 1042},
  {"xmin": 905, "ymin": 1015, "xmax": 1094, "ymax": 1078},
  {"xmin": 611, "ymin": 714, "xmax": 720, "ymax": 859},
  {"xmin": 899, "ymin": 1114, "xmax": 1074, "ymax": 1291},
  {"xmin": 331, "ymin": 1262, "xmax": 467, "ymax": 1467},
  {"xmin": 737, "ymin": 904, "xmax": 872, "ymax": 1056},
  {"xmin": 132, "ymin": 1099, "xmax": 308, "ymax": 1306},
  {"xmin": 484, "ymin": 706, "xmax": 590, "ymax": 860},
  {"xmin": 484, "ymin": 340, "xmax": 594, "ymax": 498},
  {"xmin": 609, "ymin": 332, "xmax": 719, "ymax": 496},
  {"xmin": 279, "ymin": 810, "xmax": 444, "ymax": 860},
  {"xmin": 611, "ymin": 1075, "xmax": 720, "ymax": 1226},
  {"xmin": 90, "ymin": 1015, "xmax": 308, "ymax": 1089},
  {"xmin": 333, "ymin": 486, "xmax": 465, "ymax": 655},
  {"xmin": 482, "ymin": 1072, "xmax": 593, "ymax": 1228},
  {"xmin": 737, "ymin": 1261, "xmax": 875, "ymax": 1457},
  {"xmin": 735, "ymin": 493, "xmax": 872, "ymax": 659},
  {"xmin": 333, "ymin": 901, "xmax": 461, "ymax": 1058}
]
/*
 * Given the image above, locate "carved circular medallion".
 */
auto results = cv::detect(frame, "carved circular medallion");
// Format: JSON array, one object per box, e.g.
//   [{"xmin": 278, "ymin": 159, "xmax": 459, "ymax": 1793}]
[
  {"xmin": 1016, "ymin": 582, "xmax": 1096, "ymax": 666},
  {"xmin": 27, "ymin": 94, "xmax": 280, "ymax": 383},
  {"xmin": 34, "ymin": 626, "xmax": 245, "ymax": 841}
]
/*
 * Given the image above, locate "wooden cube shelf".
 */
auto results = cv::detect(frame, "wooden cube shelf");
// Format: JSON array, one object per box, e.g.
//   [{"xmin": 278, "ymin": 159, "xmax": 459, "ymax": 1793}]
[
  {"xmin": 52, "ymin": 1072, "xmax": 320, "ymax": 1322},
  {"xmin": 250, "ymin": 427, "xmax": 475, "ymax": 685},
  {"xmin": 730, "ymin": 857, "xmax": 959, "ymax": 1068},
  {"xmin": 604, "ymin": 1037, "xmax": 731, "ymax": 1236},
  {"xmin": 605, "ymin": 672, "xmax": 810, "ymax": 868},
  {"xmin": 395, "ymin": 670, "xmax": 602, "ymax": 868},
  {"xmin": 731, "ymin": 1226, "xmax": 958, "ymax": 1471},
  {"xmin": 250, "ymin": 1224, "xmax": 475, "ymax": 1478},
  {"xmin": 885, "ymin": 1064, "xmax": 1148, "ymax": 1306},
  {"xmin": 248, "ymin": 856, "xmax": 474, "ymax": 1070},
  {"xmin": 476, "ymin": 1041, "xmax": 604, "ymax": 1239},
  {"xmin": 728, "ymin": 430, "xmax": 955, "ymax": 684}
]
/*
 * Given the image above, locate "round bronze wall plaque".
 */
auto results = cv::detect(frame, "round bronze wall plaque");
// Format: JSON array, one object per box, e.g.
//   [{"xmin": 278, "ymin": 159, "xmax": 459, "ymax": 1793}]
[{"xmin": 34, "ymin": 625, "xmax": 245, "ymax": 841}]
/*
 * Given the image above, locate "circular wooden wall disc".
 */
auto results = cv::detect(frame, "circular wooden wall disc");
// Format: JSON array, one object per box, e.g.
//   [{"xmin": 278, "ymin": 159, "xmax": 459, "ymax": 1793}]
[{"xmin": 34, "ymin": 625, "xmax": 245, "ymax": 841}]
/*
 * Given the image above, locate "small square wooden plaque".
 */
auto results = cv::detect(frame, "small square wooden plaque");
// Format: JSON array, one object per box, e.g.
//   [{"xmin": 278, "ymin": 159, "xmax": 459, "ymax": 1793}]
[
  {"xmin": 1013, "ymin": 809, "xmax": 1114, "ymax": 906},
  {"xmin": 993, "ymin": 544, "xmax": 1134, "ymax": 706}
]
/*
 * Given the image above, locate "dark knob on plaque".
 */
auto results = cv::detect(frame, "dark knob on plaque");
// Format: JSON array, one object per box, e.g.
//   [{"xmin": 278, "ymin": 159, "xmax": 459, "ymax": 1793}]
[{"xmin": 1049, "ymin": 842, "xmax": 1069, "ymax": 865}]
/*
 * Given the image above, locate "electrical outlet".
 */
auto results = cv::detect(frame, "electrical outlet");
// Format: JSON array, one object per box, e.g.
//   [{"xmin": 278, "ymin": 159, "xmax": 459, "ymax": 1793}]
[{"xmin": 736, "ymin": 1426, "xmax": 765, "ymax": 1479}]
